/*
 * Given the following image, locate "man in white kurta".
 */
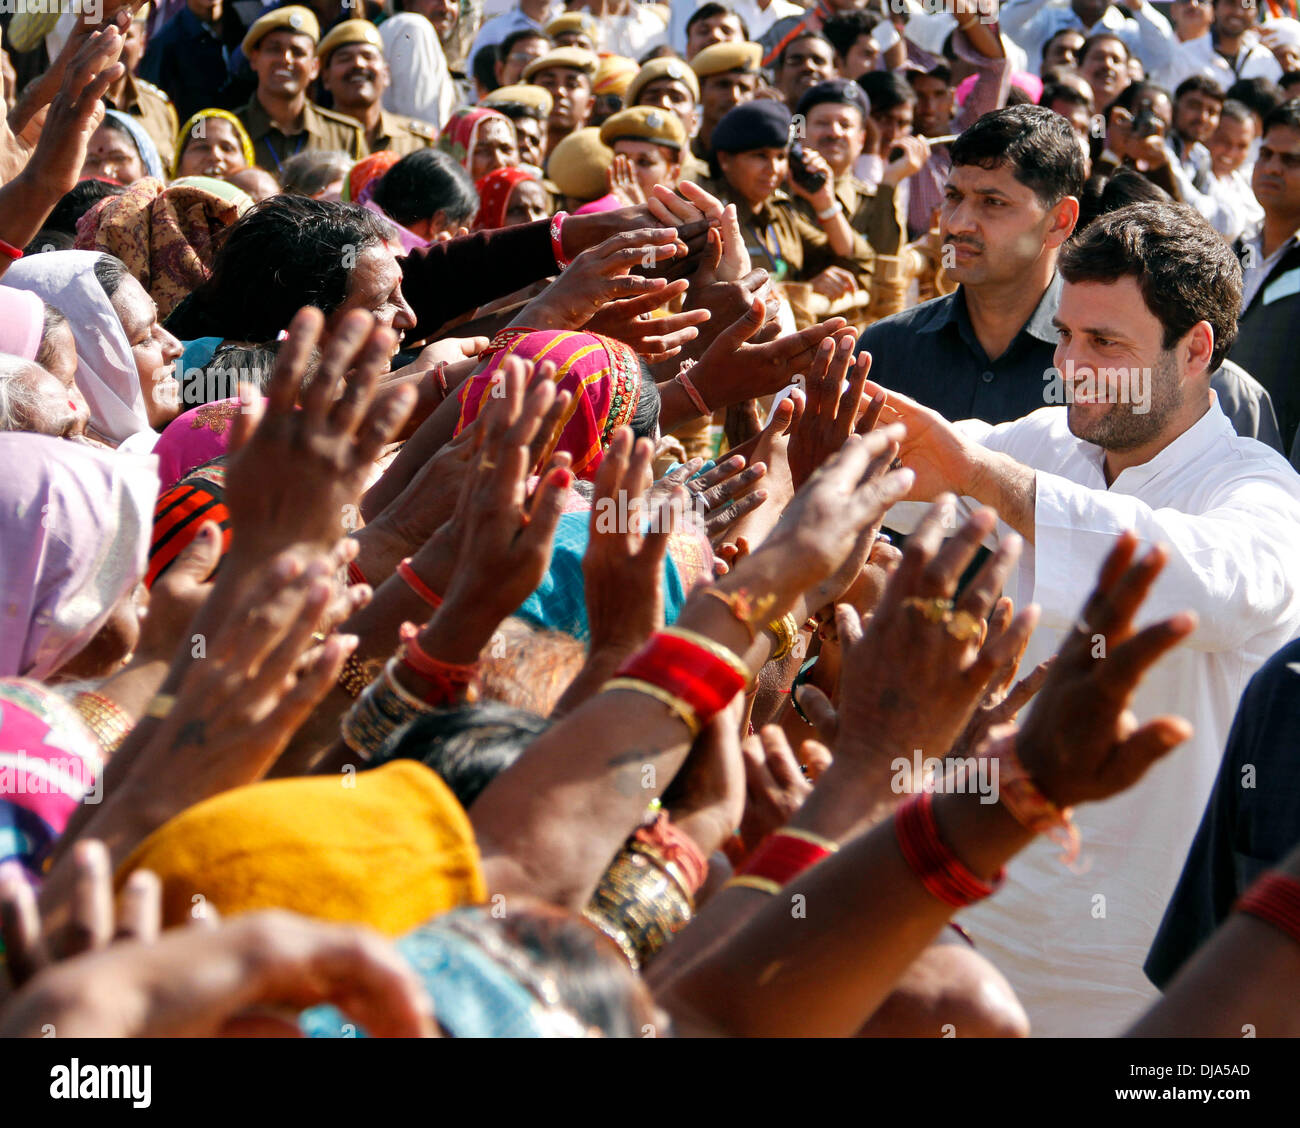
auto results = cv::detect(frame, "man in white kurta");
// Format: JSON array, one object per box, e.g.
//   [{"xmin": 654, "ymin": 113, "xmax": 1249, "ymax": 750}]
[{"xmin": 872, "ymin": 201, "xmax": 1300, "ymax": 1036}]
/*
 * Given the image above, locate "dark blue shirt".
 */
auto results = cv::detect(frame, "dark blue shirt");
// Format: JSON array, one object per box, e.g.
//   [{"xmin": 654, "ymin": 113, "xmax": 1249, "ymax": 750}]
[
  {"xmin": 856, "ymin": 274, "xmax": 1062, "ymax": 425},
  {"xmin": 139, "ymin": 8, "xmax": 232, "ymax": 123},
  {"xmin": 1145, "ymin": 637, "xmax": 1300, "ymax": 989}
]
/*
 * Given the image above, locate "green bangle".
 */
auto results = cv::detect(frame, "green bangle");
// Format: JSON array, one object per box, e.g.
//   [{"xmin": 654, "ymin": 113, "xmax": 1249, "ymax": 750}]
[{"xmin": 790, "ymin": 656, "xmax": 819, "ymax": 726}]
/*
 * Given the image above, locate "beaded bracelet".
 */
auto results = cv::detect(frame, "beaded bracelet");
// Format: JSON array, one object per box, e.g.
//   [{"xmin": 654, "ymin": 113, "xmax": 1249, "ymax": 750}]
[
  {"xmin": 396, "ymin": 558, "xmax": 442, "ymax": 609},
  {"xmin": 340, "ymin": 657, "xmax": 434, "ymax": 760},
  {"xmin": 1235, "ymin": 871, "xmax": 1300, "ymax": 947},
  {"xmin": 979, "ymin": 732, "xmax": 1080, "ymax": 867},
  {"xmin": 70, "ymin": 692, "xmax": 132, "ymax": 755},
  {"xmin": 894, "ymin": 791, "xmax": 1004, "ymax": 908}
]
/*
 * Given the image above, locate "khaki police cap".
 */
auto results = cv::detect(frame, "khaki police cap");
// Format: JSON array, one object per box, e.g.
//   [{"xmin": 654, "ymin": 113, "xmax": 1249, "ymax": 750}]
[
  {"xmin": 482, "ymin": 84, "xmax": 555, "ymax": 115},
  {"xmin": 543, "ymin": 12, "xmax": 598, "ymax": 40},
  {"xmin": 545, "ymin": 127, "xmax": 613, "ymax": 201},
  {"xmin": 242, "ymin": 5, "xmax": 321, "ymax": 56},
  {"xmin": 626, "ymin": 57, "xmax": 700, "ymax": 107},
  {"xmin": 690, "ymin": 41, "xmax": 762, "ymax": 80},
  {"xmin": 599, "ymin": 106, "xmax": 686, "ymax": 152},
  {"xmin": 523, "ymin": 46, "xmax": 600, "ymax": 83},
  {"xmin": 317, "ymin": 19, "xmax": 384, "ymax": 63}
]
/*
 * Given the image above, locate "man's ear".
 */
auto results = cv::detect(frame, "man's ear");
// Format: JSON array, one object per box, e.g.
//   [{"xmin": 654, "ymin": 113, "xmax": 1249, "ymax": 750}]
[
  {"xmin": 1184, "ymin": 320, "xmax": 1216, "ymax": 379},
  {"xmin": 307, "ymin": 57, "xmax": 321, "ymax": 83},
  {"xmin": 1047, "ymin": 195, "xmax": 1081, "ymax": 247}
]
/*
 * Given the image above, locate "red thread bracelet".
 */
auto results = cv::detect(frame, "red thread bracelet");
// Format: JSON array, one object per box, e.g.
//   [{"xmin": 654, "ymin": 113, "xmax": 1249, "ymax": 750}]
[
  {"xmin": 397, "ymin": 558, "xmax": 442, "ymax": 609},
  {"xmin": 398, "ymin": 622, "xmax": 478, "ymax": 682},
  {"xmin": 894, "ymin": 792, "xmax": 1004, "ymax": 908},
  {"xmin": 347, "ymin": 560, "xmax": 367, "ymax": 587},
  {"xmin": 550, "ymin": 210, "xmax": 571, "ymax": 269},
  {"xmin": 1236, "ymin": 871, "xmax": 1300, "ymax": 946},
  {"xmin": 738, "ymin": 829, "xmax": 836, "ymax": 887}
]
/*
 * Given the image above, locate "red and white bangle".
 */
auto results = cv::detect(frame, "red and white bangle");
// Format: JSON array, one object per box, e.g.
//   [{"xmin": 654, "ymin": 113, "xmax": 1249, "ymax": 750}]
[
  {"xmin": 675, "ymin": 358, "xmax": 711, "ymax": 417},
  {"xmin": 727, "ymin": 827, "xmax": 838, "ymax": 894},
  {"xmin": 1236, "ymin": 871, "xmax": 1300, "ymax": 947},
  {"xmin": 894, "ymin": 791, "xmax": 1004, "ymax": 908},
  {"xmin": 550, "ymin": 210, "xmax": 571, "ymax": 270}
]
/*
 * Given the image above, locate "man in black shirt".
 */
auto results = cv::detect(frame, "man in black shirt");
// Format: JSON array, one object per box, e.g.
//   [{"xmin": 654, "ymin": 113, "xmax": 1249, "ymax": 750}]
[{"xmin": 857, "ymin": 105, "xmax": 1083, "ymax": 425}]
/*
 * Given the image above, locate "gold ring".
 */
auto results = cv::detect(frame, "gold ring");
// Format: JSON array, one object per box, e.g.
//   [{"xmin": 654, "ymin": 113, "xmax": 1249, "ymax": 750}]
[
  {"xmin": 479, "ymin": 459, "xmax": 497, "ymax": 470},
  {"xmin": 144, "ymin": 693, "xmax": 176, "ymax": 719},
  {"xmin": 902, "ymin": 596, "xmax": 954, "ymax": 623},
  {"xmin": 946, "ymin": 609, "xmax": 985, "ymax": 644}
]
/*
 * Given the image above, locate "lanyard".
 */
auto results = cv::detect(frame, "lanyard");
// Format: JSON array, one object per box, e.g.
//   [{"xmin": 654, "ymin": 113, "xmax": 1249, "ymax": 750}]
[{"xmin": 263, "ymin": 131, "xmax": 306, "ymax": 176}]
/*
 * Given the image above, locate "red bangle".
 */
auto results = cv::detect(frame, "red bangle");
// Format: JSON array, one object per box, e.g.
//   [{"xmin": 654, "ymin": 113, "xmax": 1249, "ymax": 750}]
[
  {"xmin": 0, "ymin": 238, "xmax": 24, "ymax": 261},
  {"xmin": 396, "ymin": 558, "xmax": 442, "ymax": 609},
  {"xmin": 979, "ymin": 732, "xmax": 1080, "ymax": 867},
  {"xmin": 636, "ymin": 812, "xmax": 708, "ymax": 896},
  {"xmin": 1236, "ymin": 872, "xmax": 1300, "ymax": 947},
  {"xmin": 615, "ymin": 629, "xmax": 749, "ymax": 717},
  {"xmin": 894, "ymin": 792, "xmax": 1004, "ymax": 908},
  {"xmin": 347, "ymin": 560, "xmax": 367, "ymax": 587},
  {"xmin": 398, "ymin": 622, "xmax": 477, "ymax": 682},
  {"xmin": 550, "ymin": 210, "xmax": 571, "ymax": 269},
  {"xmin": 737, "ymin": 828, "xmax": 836, "ymax": 887}
]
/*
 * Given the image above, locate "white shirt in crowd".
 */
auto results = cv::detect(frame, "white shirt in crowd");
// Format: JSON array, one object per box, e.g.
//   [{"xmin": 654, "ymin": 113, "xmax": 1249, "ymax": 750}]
[
  {"xmin": 1159, "ymin": 29, "xmax": 1283, "ymax": 91},
  {"xmin": 887, "ymin": 397, "xmax": 1300, "ymax": 1036},
  {"xmin": 666, "ymin": 0, "xmax": 802, "ymax": 55}
]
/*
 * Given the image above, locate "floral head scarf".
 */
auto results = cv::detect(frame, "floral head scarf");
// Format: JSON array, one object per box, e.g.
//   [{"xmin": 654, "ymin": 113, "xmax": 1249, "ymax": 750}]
[
  {"xmin": 456, "ymin": 329, "xmax": 643, "ymax": 481},
  {"xmin": 437, "ymin": 106, "xmax": 513, "ymax": 172},
  {"xmin": 473, "ymin": 167, "xmax": 537, "ymax": 230}
]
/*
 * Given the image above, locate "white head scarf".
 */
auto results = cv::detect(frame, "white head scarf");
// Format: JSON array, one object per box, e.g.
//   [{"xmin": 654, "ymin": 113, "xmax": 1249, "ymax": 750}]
[
  {"xmin": 5, "ymin": 250, "xmax": 158, "ymax": 452},
  {"xmin": 0, "ymin": 433, "xmax": 158, "ymax": 680},
  {"xmin": 379, "ymin": 13, "xmax": 458, "ymax": 134}
]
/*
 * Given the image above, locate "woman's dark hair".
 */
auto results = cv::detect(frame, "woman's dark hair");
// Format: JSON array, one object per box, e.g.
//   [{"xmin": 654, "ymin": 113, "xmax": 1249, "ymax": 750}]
[
  {"xmin": 34, "ymin": 303, "xmax": 68, "ymax": 373},
  {"xmin": 44, "ymin": 180, "xmax": 127, "ymax": 235},
  {"xmin": 180, "ymin": 342, "xmax": 281, "ymax": 407},
  {"xmin": 857, "ymin": 70, "xmax": 915, "ymax": 113},
  {"xmin": 372, "ymin": 149, "xmax": 479, "ymax": 230},
  {"xmin": 97, "ymin": 114, "xmax": 142, "ymax": 157},
  {"xmin": 631, "ymin": 358, "xmax": 661, "ymax": 440},
  {"xmin": 92, "ymin": 253, "xmax": 131, "ymax": 299},
  {"xmin": 24, "ymin": 230, "xmax": 76, "ymax": 254},
  {"xmin": 1060, "ymin": 200, "xmax": 1241, "ymax": 371},
  {"xmin": 1077, "ymin": 168, "xmax": 1170, "ymax": 231},
  {"xmin": 1105, "ymin": 79, "xmax": 1170, "ymax": 119},
  {"xmin": 949, "ymin": 103, "xmax": 1086, "ymax": 207},
  {"xmin": 377, "ymin": 701, "xmax": 550, "ymax": 808},
  {"xmin": 279, "ymin": 149, "xmax": 352, "ymax": 198},
  {"xmin": 165, "ymin": 195, "xmax": 394, "ymax": 340}
]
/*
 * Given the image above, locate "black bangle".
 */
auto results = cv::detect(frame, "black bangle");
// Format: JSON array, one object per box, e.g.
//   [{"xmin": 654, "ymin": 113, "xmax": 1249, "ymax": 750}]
[{"xmin": 790, "ymin": 655, "xmax": 819, "ymax": 725}]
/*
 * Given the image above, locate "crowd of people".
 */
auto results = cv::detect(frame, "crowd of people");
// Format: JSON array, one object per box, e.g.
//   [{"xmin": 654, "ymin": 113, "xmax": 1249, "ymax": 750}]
[{"xmin": 1, "ymin": 0, "xmax": 1299, "ymax": 1041}]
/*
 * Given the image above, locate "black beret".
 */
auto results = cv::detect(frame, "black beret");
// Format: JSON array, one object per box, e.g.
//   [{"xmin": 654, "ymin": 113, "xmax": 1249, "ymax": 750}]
[
  {"xmin": 794, "ymin": 78, "xmax": 871, "ymax": 122},
  {"xmin": 710, "ymin": 99, "xmax": 793, "ymax": 155}
]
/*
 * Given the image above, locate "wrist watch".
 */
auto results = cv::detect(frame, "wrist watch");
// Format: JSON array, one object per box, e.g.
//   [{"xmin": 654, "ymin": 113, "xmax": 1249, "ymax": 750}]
[{"xmin": 816, "ymin": 201, "xmax": 840, "ymax": 221}]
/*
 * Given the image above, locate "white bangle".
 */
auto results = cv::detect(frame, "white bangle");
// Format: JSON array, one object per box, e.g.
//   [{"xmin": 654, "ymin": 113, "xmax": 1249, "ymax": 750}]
[{"xmin": 816, "ymin": 202, "xmax": 840, "ymax": 222}]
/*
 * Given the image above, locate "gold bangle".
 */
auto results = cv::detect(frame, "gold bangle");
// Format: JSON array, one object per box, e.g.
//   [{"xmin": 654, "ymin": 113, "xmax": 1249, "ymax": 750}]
[
  {"xmin": 71, "ymin": 692, "xmax": 131, "ymax": 755},
  {"xmin": 602, "ymin": 677, "xmax": 700, "ymax": 737},
  {"xmin": 337, "ymin": 651, "xmax": 385, "ymax": 699},
  {"xmin": 765, "ymin": 612, "xmax": 800, "ymax": 663},
  {"xmin": 724, "ymin": 875, "xmax": 781, "ymax": 895},
  {"xmin": 144, "ymin": 693, "xmax": 176, "ymax": 719},
  {"xmin": 776, "ymin": 826, "xmax": 840, "ymax": 853}
]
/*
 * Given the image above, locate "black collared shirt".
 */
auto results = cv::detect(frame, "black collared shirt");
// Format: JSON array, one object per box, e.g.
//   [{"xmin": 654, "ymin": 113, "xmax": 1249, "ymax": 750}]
[{"xmin": 856, "ymin": 274, "xmax": 1062, "ymax": 425}]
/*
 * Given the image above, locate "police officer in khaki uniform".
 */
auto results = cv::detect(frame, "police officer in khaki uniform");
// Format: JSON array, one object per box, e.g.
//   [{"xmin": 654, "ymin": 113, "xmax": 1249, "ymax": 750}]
[
  {"xmin": 524, "ymin": 46, "xmax": 600, "ymax": 160},
  {"xmin": 625, "ymin": 56, "xmax": 711, "ymax": 184},
  {"xmin": 690, "ymin": 41, "xmax": 762, "ymax": 168},
  {"xmin": 236, "ymin": 6, "xmax": 366, "ymax": 177},
  {"xmin": 103, "ymin": 69, "xmax": 179, "ymax": 175},
  {"xmin": 600, "ymin": 105, "xmax": 687, "ymax": 199},
  {"xmin": 543, "ymin": 12, "xmax": 599, "ymax": 53},
  {"xmin": 318, "ymin": 20, "xmax": 437, "ymax": 158},
  {"xmin": 482, "ymin": 84, "xmax": 553, "ymax": 174}
]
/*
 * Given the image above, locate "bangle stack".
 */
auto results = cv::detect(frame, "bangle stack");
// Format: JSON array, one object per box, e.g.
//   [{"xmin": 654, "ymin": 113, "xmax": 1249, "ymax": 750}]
[
  {"xmin": 71, "ymin": 692, "xmax": 132, "ymax": 755},
  {"xmin": 603, "ymin": 627, "xmax": 750, "ymax": 737},
  {"xmin": 725, "ymin": 827, "xmax": 838, "ymax": 895},
  {"xmin": 894, "ymin": 791, "xmax": 1004, "ymax": 908},
  {"xmin": 340, "ymin": 657, "xmax": 434, "ymax": 761},
  {"xmin": 397, "ymin": 621, "xmax": 480, "ymax": 705},
  {"xmin": 1235, "ymin": 871, "xmax": 1300, "ymax": 947},
  {"xmin": 980, "ymin": 733, "xmax": 1080, "ymax": 866}
]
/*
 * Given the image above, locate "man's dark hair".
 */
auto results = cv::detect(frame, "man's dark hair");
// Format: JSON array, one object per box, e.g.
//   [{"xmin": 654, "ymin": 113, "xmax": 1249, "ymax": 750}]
[
  {"xmin": 907, "ymin": 63, "xmax": 952, "ymax": 88},
  {"xmin": 777, "ymin": 30, "xmax": 833, "ymax": 70},
  {"xmin": 165, "ymin": 195, "xmax": 394, "ymax": 340},
  {"xmin": 858, "ymin": 70, "xmax": 915, "ymax": 112},
  {"xmin": 1077, "ymin": 167, "xmax": 1170, "ymax": 231},
  {"xmin": 1042, "ymin": 81, "xmax": 1093, "ymax": 112},
  {"xmin": 1225, "ymin": 76, "xmax": 1285, "ymax": 121},
  {"xmin": 822, "ymin": 10, "xmax": 876, "ymax": 61},
  {"xmin": 1281, "ymin": 70, "xmax": 1300, "ymax": 95},
  {"xmin": 1042, "ymin": 25, "xmax": 1084, "ymax": 63},
  {"xmin": 372, "ymin": 149, "xmax": 479, "ymax": 229},
  {"xmin": 45, "ymin": 179, "xmax": 126, "ymax": 235},
  {"xmin": 950, "ymin": 104, "xmax": 1085, "ymax": 207},
  {"xmin": 472, "ymin": 43, "xmax": 499, "ymax": 92},
  {"xmin": 380, "ymin": 702, "xmax": 550, "ymax": 808},
  {"xmin": 1218, "ymin": 97, "xmax": 1255, "ymax": 127},
  {"xmin": 499, "ymin": 28, "xmax": 549, "ymax": 62},
  {"xmin": 492, "ymin": 99, "xmax": 546, "ymax": 124},
  {"xmin": 1106, "ymin": 80, "xmax": 1170, "ymax": 118},
  {"xmin": 1080, "ymin": 31, "xmax": 1130, "ymax": 65},
  {"xmin": 686, "ymin": 2, "xmax": 749, "ymax": 39},
  {"xmin": 1060, "ymin": 201, "xmax": 1242, "ymax": 371},
  {"xmin": 1262, "ymin": 98, "xmax": 1300, "ymax": 134},
  {"xmin": 1174, "ymin": 73, "xmax": 1226, "ymax": 104}
]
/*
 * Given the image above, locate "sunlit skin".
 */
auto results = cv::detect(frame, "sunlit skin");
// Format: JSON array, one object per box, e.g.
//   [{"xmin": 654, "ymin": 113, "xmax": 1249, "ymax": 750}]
[
  {"xmin": 1052, "ymin": 276, "xmax": 1214, "ymax": 475},
  {"xmin": 1043, "ymin": 28, "xmax": 1086, "ymax": 70},
  {"xmin": 470, "ymin": 117, "xmax": 518, "ymax": 180},
  {"xmin": 503, "ymin": 178, "xmax": 552, "ymax": 226},
  {"xmin": 249, "ymin": 29, "xmax": 319, "ymax": 115},
  {"xmin": 805, "ymin": 101, "xmax": 865, "ymax": 179},
  {"xmin": 700, "ymin": 71, "xmax": 758, "ymax": 139},
  {"xmin": 323, "ymin": 43, "xmax": 389, "ymax": 124},
  {"xmin": 81, "ymin": 123, "xmax": 145, "ymax": 183},
  {"xmin": 110, "ymin": 274, "xmax": 182, "ymax": 429},
  {"xmin": 510, "ymin": 115, "xmax": 546, "ymax": 167},
  {"xmin": 534, "ymin": 66, "xmax": 593, "ymax": 143},
  {"xmin": 1080, "ymin": 36, "xmax": 1129, "ymax": 105},
  {"xmin": 1272, "ymin": 42, "xmax": 1300, "ymax": 74},
  {"xmin": 911, "ymin": 73, "xmax": 953, "ymax": 138},
  {"xmin": 552, "ymin": 31, "xmax": 596, "ymax": 52},
  {"xmin": 613, "ymin": 138, "xmax": 680, "ymax": 197},
  {"xmin": 1208, "ymin": 113, "xmax": 1255, "ymax": 177},
  {"xmin": 496, "ymin": 34, "xmax": 548, "ymax": 87},
  {"xmin": 176, "ymin": 117, "xmax": 249, "ymax": 177},
  {"xmin": 636, "ymin": 77, "xmax": 699, "ymax": 138},
  {"xmin": 330, "ymin": 244, "xmax": 417, "ymax": 356},
  {"xmin": 1173, "ymin": 89, "xmax": 1222, "ymax": 147},
  {"xmin": 21, "ymin": 364, "xmax": 88, "ymax": 438},
  {"xmin": 718, "ymin": 146, "xmax": 787, "ymax": 209},
  {"xmin": 838, "ymin": 33, "xmax": 880, "ymax": 81},
  {"xmin": 1048, "ymin": 98, "xmax": 1093, "ymax": 145},
  {"xmin": 1213, "ymin": 0, "xmax": 1256, "ymax": 43},
  {"xmin": 686, "ymin": 12, "xmax": 744, "ymax": 59},
  {"xmin": 775, "ymin": 37, "xmax": 836, "ymax": 107}
]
